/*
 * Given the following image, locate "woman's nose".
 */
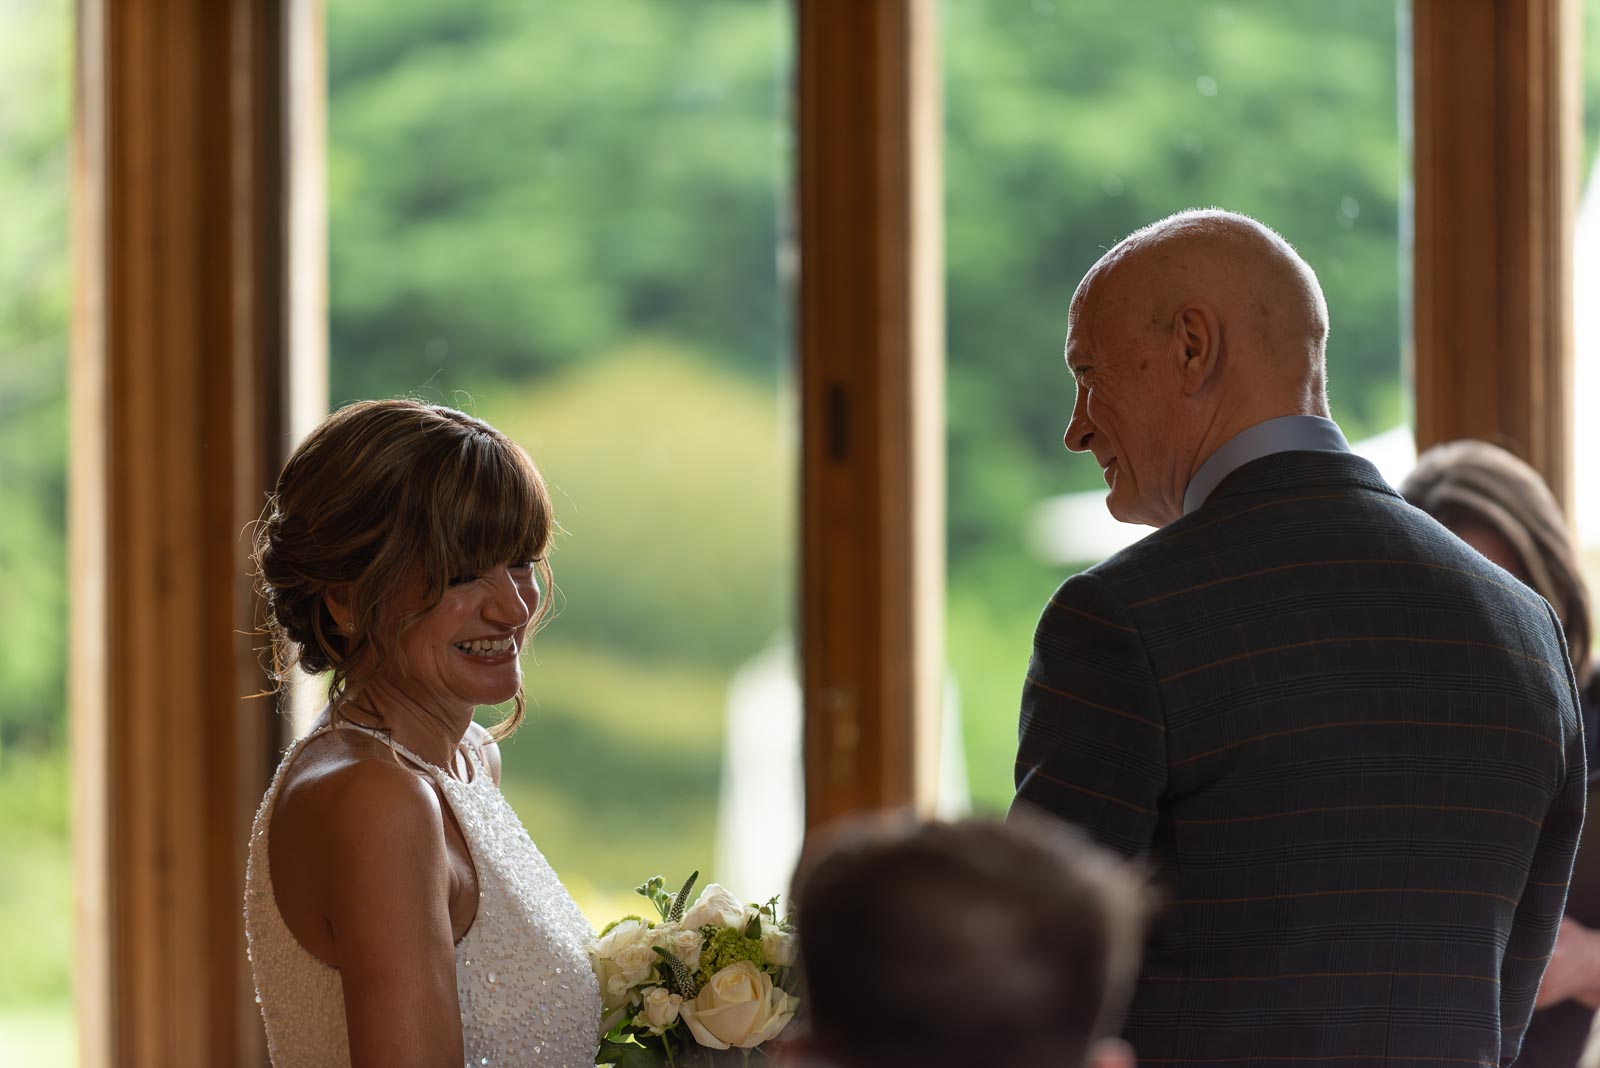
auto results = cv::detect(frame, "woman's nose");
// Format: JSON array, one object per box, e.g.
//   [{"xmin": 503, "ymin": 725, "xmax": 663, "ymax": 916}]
[{"xmin": 484, "ymin": 568, "xmax": 536, "ymax": 627}]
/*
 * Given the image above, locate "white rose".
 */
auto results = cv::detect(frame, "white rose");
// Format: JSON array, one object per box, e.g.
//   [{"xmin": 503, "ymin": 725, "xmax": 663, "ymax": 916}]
[
  {"xmin": 650, "ymin": 923, "xmax": 705, "ymax": 972},
  {"xmin": 632, "ymin": 985, "xmax": 684, "ymax": 1035},
  {"xmin": 679, "ymin": 961, "xmax": 799, "ymax": 1050},
  {"xmin": 613, "ymin": 939, "xmax": 656, "ymax": 982},
  {"xmin": 591, "ymin": 919, "xmax": 655, "ymax": 1015},
  {"xmin": 679, "ymin": 883, "xmax": 748, "ymax": 931},
  {"xmin": 759, "ymin": 928, "xmax": 796, "ymax": 968}
]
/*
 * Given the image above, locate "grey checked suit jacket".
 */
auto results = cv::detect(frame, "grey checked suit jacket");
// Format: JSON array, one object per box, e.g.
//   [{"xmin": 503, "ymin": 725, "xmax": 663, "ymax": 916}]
[{"xmin": 1012, "ymin": 450, "xmax": 1585, "ymax": 1067}]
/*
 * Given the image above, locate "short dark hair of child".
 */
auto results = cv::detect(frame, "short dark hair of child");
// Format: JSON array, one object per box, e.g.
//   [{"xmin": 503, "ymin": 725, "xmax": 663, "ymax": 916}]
[{"xmin": 792, "ymin": 816, "xmax": 1153, "ymax": 1068}]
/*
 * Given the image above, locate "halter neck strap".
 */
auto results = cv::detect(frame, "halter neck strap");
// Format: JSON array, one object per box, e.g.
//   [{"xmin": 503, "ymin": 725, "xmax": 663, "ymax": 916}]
[{"xmin": 331, "ymin": 721, "xmax": 477, "ymax": 782}]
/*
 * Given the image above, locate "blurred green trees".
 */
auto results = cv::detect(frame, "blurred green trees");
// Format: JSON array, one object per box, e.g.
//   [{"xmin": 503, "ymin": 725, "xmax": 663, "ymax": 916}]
[
  {"xmin": 327, "ymin": 0, "xmax": 791, "ymax": 404},
  {"xmin": 0, "ymin": 0, "xmax": 75, "ymax": 1058},
  {"xmin": 0, "ymin": 0, "xmax": 70, "ymax": 753},
  {"xmin": 325, "ymin": 0, "xmax": 800, "ymax": 902},
  {"xmin": 333, "ymin": 0, "xmax": 1418, "ymax": 817}
]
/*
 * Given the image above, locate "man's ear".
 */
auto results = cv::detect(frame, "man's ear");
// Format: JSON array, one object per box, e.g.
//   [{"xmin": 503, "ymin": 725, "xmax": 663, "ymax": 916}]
[
  {"xmin": 1085, "ymin": 1036, "xmax": 1136, "ymax": 1068},
  {"xmin": 1171, "ymin": 301, "xmax": 1221, "ymax": 395}
]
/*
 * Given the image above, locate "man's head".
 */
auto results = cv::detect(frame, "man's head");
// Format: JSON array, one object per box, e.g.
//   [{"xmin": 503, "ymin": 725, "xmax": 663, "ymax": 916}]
[
  {"xmin": 1064, "ymin": 208, "xmax": 1331, "ymax": 526},
  {"xmin": 791, "ymin": 816, "xmax": 1152, "ymax": 1068}
]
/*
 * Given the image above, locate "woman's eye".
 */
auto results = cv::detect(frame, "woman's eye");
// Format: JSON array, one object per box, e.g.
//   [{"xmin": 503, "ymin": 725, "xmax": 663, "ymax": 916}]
[{"xmin": 448, "ymin": 574, "xmax": 478, "ymax": 587}]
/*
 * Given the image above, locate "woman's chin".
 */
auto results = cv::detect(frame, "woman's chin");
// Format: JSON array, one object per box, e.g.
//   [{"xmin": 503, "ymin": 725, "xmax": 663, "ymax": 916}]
[{"xmin": 444, "ymin": 670, "xmax": 522, "ymax": 710}]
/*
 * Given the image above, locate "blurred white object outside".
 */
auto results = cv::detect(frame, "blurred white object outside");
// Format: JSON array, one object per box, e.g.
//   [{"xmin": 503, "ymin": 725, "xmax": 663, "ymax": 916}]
[{"xmin": 714, "ymin": 636, "xmax": 969, "ymax": 905}]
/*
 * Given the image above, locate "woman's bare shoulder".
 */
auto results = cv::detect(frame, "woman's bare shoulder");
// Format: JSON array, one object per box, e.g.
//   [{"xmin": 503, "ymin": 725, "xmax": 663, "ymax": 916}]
[{"xmin": 274, "ymin": 732, "xmax": 446, "ymax": 860}]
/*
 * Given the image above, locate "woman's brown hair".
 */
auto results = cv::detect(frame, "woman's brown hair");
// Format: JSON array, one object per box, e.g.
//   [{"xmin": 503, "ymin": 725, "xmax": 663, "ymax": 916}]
[
  {"xmin": 1400, "ymin": 438, "xmax": 1592, "ymax": 685},
  {"xmin": 253, "ymin": 399, "xmax": 555, "ymax": 739}
]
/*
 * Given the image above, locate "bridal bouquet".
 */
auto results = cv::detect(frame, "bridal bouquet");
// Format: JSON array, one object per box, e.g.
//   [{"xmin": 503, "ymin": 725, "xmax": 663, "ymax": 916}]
[{"xmin": 593, "ymin": 872, "xmax": 800, "ymax": 1067}]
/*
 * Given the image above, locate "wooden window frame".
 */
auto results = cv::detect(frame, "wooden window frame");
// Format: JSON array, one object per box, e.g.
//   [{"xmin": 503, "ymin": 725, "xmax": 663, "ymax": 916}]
[
  {"xmin": 66, "ymin": 0, "xmax": 1580, "ymax": 1061},
  {"xmin": 797, "ymin": 0, "xmax": 945, "ymax": 829},
  {"xmin": 71, "ymin": 1, "xmax": 311, "ymax": 1063},
  {"xmin": 1411, "ymin": 0, "xmax": 1582, "ymax": 509}
]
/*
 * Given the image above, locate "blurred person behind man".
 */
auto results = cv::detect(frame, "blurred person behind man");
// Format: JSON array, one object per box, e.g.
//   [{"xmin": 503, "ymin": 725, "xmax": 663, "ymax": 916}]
[
  {"xmin": 1012, "ymin": 208, "xmax": 1585, "ymax": 1065},
  {"xmin": 1402, "ymin": 439, "xmax": 1600, "ymax": 1067},
  {"xmin": 789, "ymin": 816, "xmax": 1152, "ymax": 1068}
]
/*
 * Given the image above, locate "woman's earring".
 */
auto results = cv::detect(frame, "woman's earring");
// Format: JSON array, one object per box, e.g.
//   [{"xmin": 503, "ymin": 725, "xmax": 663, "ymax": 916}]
[{"xmin": 343, "ymin": 621, "xmax": 355, "ymax": 634}]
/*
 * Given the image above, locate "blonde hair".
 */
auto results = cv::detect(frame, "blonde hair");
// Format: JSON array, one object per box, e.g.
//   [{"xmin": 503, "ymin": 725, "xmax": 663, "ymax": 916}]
[
  {"xmin": 253, "ymin": 399, "xmax": 555, "ymax": 740},
  {"xmin": 1401, "ymin": 439, "xmax": 1591, "ymax": 685}
]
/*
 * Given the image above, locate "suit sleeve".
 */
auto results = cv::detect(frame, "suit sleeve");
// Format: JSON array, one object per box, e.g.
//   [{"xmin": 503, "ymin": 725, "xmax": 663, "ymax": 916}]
[
  {"xmin": 1009, "ymin": 571, "xmax": 1167, "ymax": 859},
  {"xmin": 1499, "ymin": 603, "xmax": 1587, "ymax": 1066}
]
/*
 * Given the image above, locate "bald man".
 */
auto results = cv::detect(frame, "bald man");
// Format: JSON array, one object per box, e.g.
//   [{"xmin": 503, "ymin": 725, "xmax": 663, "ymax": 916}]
[{"xmin": 1011, "ymin": 210, "xmax": 1585, "ymax": 1066}]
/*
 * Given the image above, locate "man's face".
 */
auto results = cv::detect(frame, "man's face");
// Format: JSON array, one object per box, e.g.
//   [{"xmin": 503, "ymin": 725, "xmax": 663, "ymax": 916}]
[{"xmin": 1062, "ymin": 280, "xmax": 1184, "ymax": 527}]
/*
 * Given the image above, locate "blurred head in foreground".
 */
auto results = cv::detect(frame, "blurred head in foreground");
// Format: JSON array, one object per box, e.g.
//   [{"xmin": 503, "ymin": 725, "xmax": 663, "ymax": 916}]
[
  {"xmin": 791, "ymin": 815, "xmax": 1152, "ymax": 1068},
  {"xmin": 1400, "ymin": 438, "xmax": 1591, "ymax": 685}
]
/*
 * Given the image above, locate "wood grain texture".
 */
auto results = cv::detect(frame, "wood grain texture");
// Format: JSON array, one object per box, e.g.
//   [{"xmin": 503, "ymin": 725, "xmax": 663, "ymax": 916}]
[
  {"xmin": 797, "ymin": 0, "xmax": 944, "ymax": 829},
  {"xmin": 72, "ymin": 0, "xmax": 297, "ymax": 1063},
  {"xmin": 1412, "ymin": 0, "xmax": 1580, "ymax": 510}
]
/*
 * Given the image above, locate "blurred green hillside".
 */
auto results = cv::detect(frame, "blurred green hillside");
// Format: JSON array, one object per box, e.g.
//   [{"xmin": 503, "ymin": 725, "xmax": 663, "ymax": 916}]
[{"xmin": 468, "ymin": 353, "xmax": 792, "ymax": 909}]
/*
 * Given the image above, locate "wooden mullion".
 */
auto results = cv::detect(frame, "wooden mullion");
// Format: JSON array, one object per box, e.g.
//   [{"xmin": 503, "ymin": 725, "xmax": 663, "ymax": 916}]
[
  {"xmin": 797, "ymin": 0, "xmax": 943, "ymax": 830},
  {"xmin": 73, "ymin": 1, "xmax": 292, "ymax": 1063},
  {"xmin": 1412, "ymin": 0, "xmax": 1579, "ymax": 511}
]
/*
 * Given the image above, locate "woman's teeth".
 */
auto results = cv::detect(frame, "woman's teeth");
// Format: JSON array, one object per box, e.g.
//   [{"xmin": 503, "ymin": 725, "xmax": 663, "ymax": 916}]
[{"xmin": 454, "ymin": 637, "xmax": 515, "ymax": 658}]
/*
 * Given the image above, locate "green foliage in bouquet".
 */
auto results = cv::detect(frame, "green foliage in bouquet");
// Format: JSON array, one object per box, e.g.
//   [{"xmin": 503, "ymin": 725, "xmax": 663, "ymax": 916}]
[
  {"xmin": 593, "ymin": 873, "xmax": 799, "ymax": 1068},
  {"xmin": 694, "ymin": 926, "xmax": 764, "ymax": 988}
]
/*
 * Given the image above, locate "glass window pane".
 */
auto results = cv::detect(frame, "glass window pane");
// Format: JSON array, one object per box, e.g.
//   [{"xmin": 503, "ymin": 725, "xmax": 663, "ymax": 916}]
[
  {"xmin": 0, "ymin": 0, "xmax": 74, "ymax": 1061},
  {"xmin": 943, "ymin": 1, "xmax": 1413, "ymax": 812},
  {"xmin": 325, "ymin": 0, "xmax": 798, "ymax": 919}
]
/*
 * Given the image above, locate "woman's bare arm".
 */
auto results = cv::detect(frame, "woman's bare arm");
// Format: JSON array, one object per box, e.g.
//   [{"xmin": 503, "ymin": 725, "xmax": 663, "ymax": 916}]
[{"xmin": 314, "ymin": 759, "xmax": 464, "ymax": 1067}]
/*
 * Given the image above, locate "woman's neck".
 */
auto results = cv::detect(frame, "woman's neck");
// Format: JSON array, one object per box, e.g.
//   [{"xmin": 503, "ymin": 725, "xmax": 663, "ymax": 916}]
[{"xmin": 332, "ymin": 682, "xmax": 473, "ymax": 770}]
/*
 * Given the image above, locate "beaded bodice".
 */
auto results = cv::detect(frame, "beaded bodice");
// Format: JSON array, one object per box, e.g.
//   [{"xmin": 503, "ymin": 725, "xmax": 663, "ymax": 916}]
[{"xmin": 243, "ymin": 723, "xmax": 601, "ymax": 1067}]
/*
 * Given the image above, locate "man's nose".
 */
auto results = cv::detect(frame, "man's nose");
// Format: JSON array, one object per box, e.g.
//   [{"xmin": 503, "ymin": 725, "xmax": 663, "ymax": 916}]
[{"xmin": 1064, "ymin": 411, "xmax": 1093, "ymax": 453}]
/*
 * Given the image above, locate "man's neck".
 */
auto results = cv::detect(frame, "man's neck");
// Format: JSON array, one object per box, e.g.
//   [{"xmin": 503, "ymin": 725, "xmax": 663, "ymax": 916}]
[
  {"xmin": 1188, "ymin": 395, "xmax": 1328, "ymax": 484},
  {"xmin": 1179, "ymin": 409, "xmax": 1349, "ymax": 516}
]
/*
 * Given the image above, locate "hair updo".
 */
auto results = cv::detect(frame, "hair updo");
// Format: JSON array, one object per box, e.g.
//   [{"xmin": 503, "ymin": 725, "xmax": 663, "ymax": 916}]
[{"xmin": 253, "ymin": 399, "xmax": 555, "ymax": 738}]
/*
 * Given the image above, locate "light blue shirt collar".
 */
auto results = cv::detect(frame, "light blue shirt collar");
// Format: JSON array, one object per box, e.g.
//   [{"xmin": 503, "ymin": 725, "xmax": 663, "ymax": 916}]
[{"xmin": 1182, "ymin": 415, "xmax": 1350, "ymax": 515}]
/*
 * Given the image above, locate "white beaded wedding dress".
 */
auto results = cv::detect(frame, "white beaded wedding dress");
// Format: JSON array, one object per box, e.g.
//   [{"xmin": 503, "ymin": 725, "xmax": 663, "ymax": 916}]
[{"xmin": 243, "ymin": 723, "xmax": 601, "ymax": 1067}]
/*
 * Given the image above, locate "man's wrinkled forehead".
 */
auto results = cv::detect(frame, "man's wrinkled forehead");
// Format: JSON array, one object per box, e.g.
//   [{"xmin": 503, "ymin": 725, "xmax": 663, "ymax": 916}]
[
  {"xmin": 1066, "ymin": 255, "xmax": 1124, "ymax": 354},
  {"xmin": 1064, "ymin": 281, "xmax": 1102, "ymax": 374}
]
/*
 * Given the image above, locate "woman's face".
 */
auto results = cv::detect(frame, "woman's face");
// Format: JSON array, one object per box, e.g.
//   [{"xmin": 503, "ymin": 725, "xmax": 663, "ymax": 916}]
[{"xmin": 382, "ymin": 560, "xmax": 541, "ymax": 713}]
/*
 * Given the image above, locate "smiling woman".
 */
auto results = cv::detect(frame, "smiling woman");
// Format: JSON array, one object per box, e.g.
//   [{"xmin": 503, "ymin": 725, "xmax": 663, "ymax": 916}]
[{"xmin": 243, "ymin": 398, "xmax": 602, "ymax": 1066}]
